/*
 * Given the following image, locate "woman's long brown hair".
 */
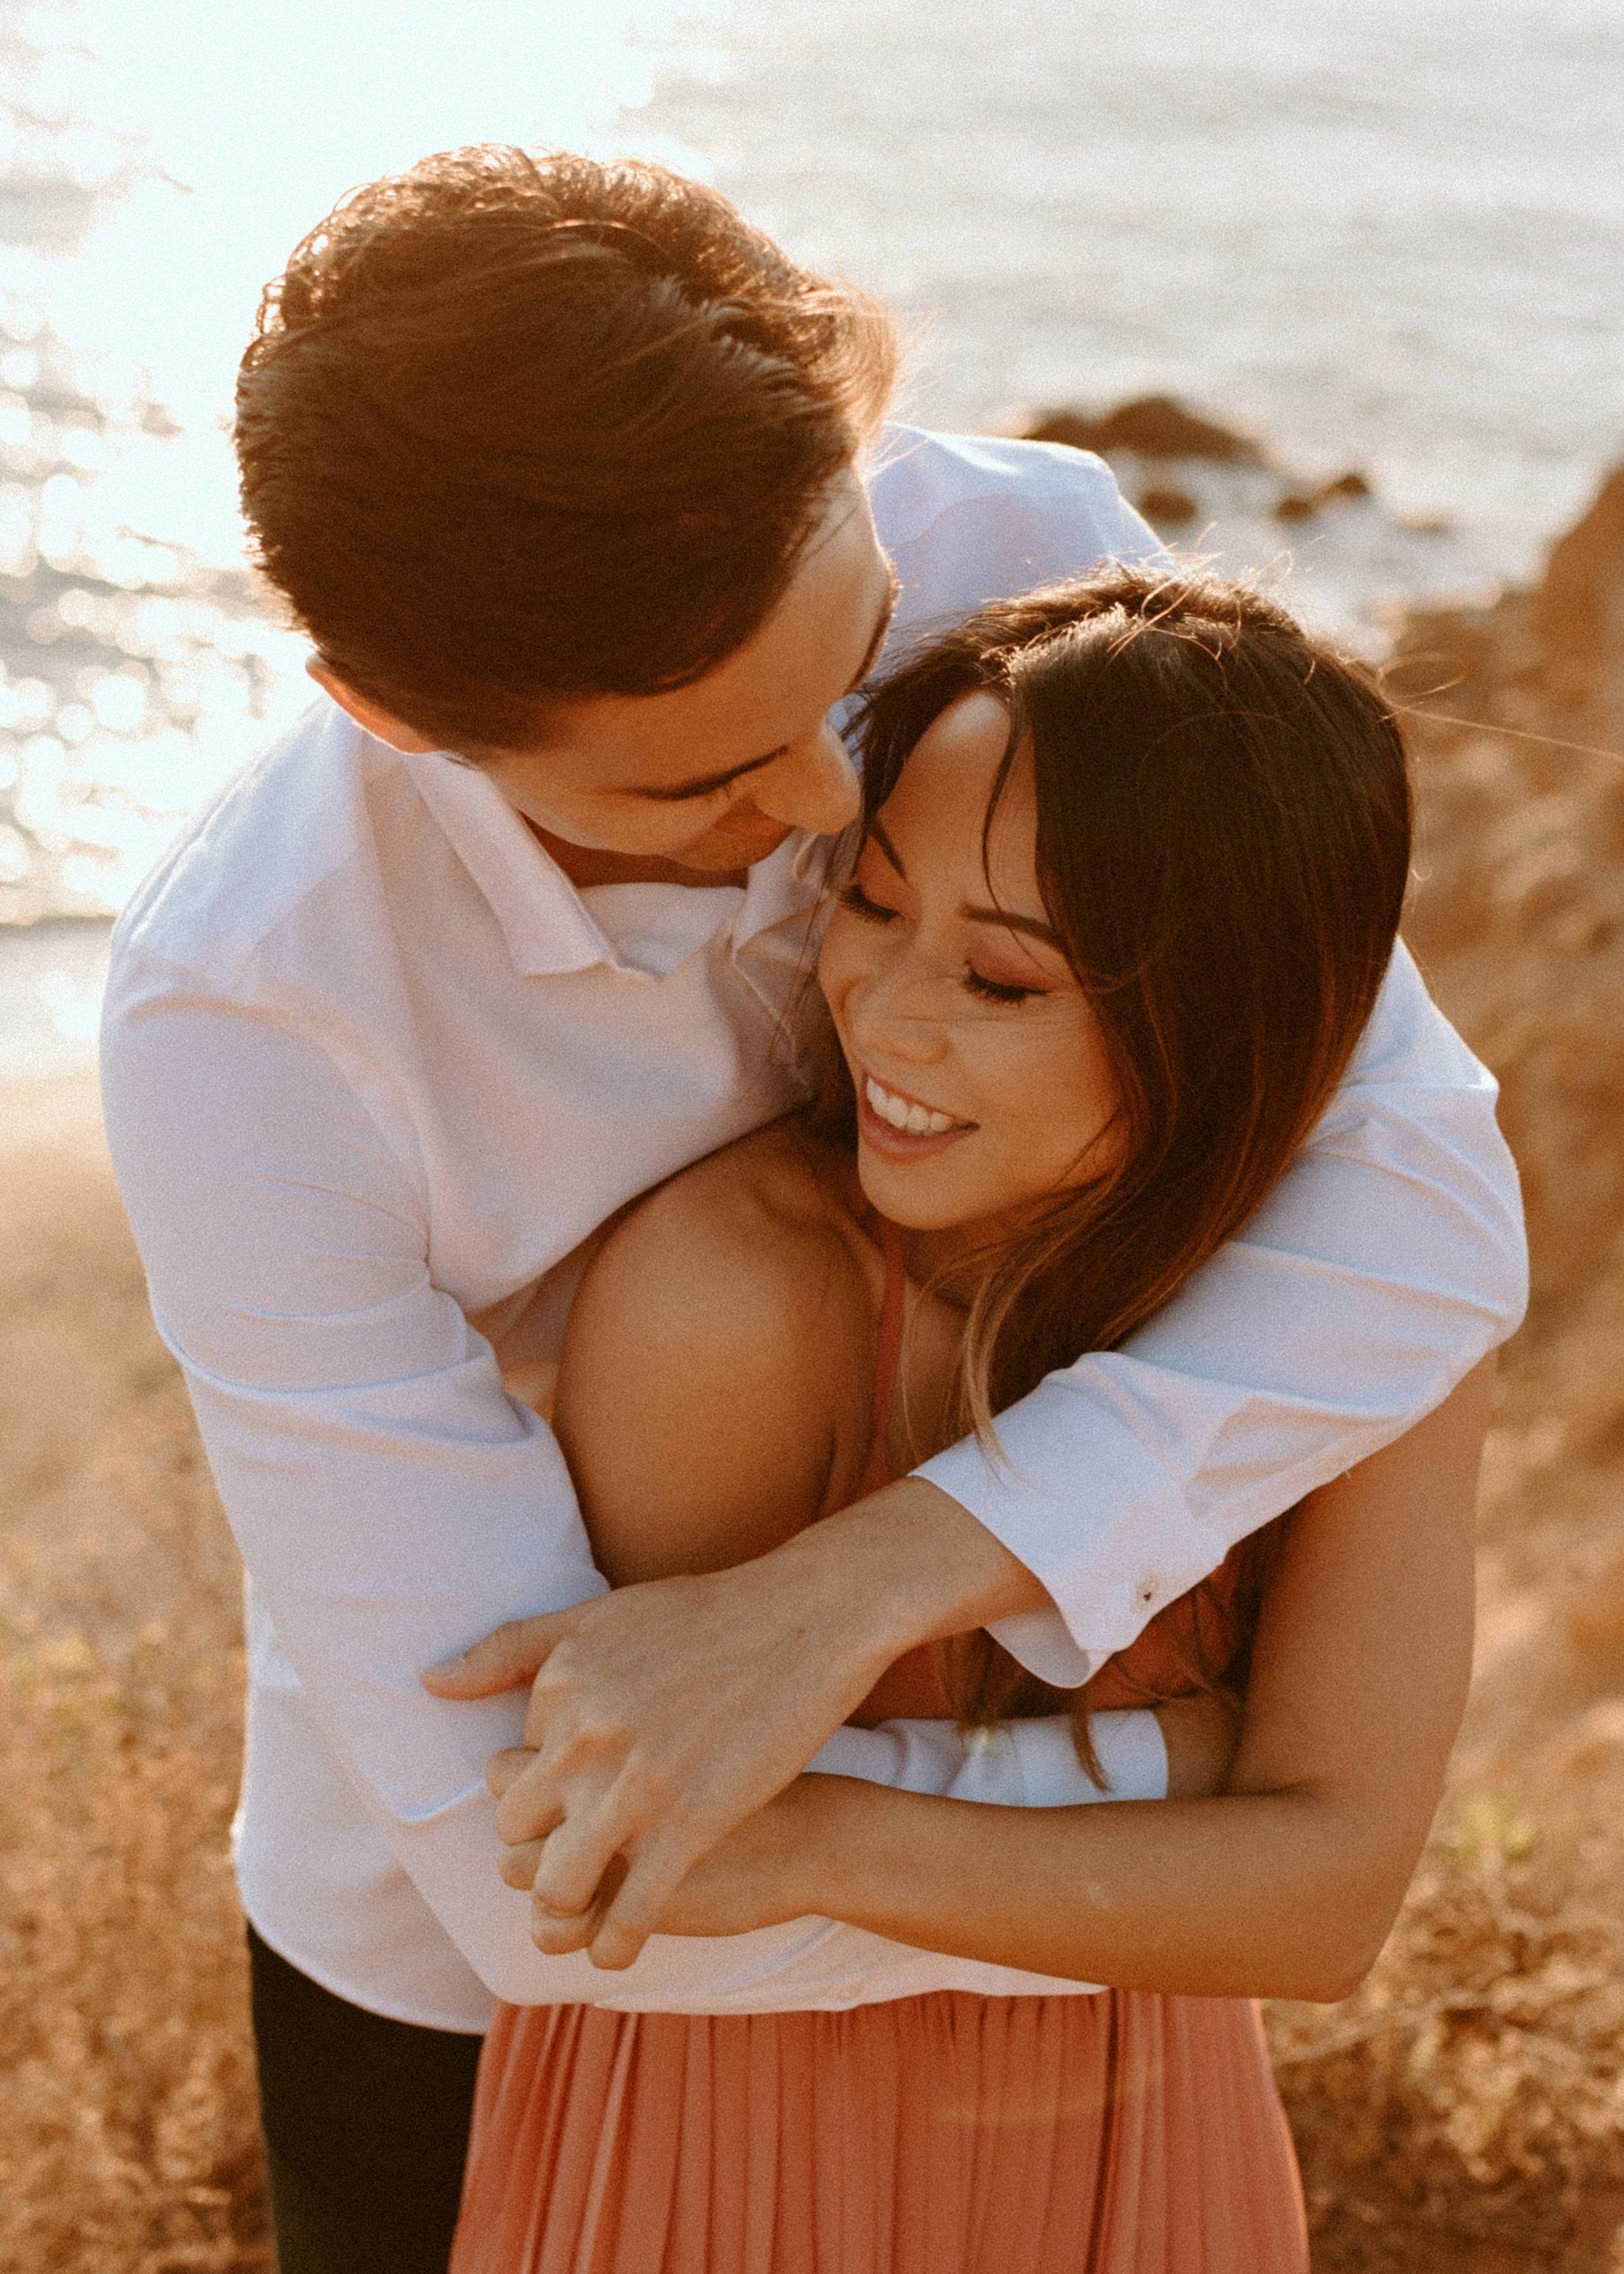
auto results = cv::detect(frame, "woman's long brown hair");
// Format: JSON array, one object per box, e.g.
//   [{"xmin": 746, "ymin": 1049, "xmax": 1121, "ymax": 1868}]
[{"xmin": 851, "ymin": 565, "xmax": 1413, "ymax": 1767}]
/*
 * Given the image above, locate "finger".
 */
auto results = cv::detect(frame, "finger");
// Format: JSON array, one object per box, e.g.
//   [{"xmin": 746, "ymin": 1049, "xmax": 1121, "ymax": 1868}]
[
  {"xmin": 527, "ymin": 1804, "xmax": 635, "ymax": 1923},
  {"xmin": 492, "ymin": 1758, "xmax": 568, "ymax": 1849},
  {"xmin": 532, "ymin": 1852, "xmax": 627, "ymax": 1954},
  {"xmin": 499, "ymin": 1839, "xmax": 546, "ymax": 1891},
  {"xmin": 530, "ymin": 1893, "xmax": 600, "ymax": 1956},
  {"xmin": 587, "ymin": 1845, "xmax": 686, "ymax": 1971},
  {"xmin": 485, "ymin": 1747, "xmax": 537, "ymax": 1799},
  {"xmin": 421, "ymin": 1609, "xmax": 579, "ymax": 1698}
]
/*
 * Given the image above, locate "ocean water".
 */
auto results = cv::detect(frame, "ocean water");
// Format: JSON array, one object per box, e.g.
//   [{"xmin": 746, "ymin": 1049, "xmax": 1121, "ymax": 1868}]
[
  {"xmin": 1, "ymin": 0, "xmax": 1620, "ymax": 1073},
  {"xmin": 643, "ymin": 0, "xmax": 1623, "ymax": 556}
]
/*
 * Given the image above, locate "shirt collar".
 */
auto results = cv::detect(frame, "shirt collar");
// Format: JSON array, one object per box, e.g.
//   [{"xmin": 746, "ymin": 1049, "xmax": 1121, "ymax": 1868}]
[
  {"xmin": 731, "ymin": 822, "xmax": 844, "ymax": 951},
  {"xmin": 403, "ymin": 744, "xmax": 836, "ymax": 978},
  {"xmin": 403, "ymin": 750, "xmax": 613, "ymax": 975}
]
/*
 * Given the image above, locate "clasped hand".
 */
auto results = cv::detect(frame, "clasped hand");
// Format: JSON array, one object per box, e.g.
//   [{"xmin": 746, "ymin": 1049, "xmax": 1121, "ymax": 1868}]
[{"xmin": 421, "ymin": 1540, "xmax": 898, "ymax": 1970}]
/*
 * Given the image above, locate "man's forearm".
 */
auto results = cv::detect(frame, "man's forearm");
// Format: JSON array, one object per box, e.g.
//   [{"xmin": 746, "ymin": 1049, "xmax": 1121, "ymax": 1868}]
[
  {"xmin": 438, "ymin": 1473, "xmax": 1051, "ymax": 1970},
  {"xmin": 784, "ymin": 1474, "xmax": 1050, "ymax": 1656}
]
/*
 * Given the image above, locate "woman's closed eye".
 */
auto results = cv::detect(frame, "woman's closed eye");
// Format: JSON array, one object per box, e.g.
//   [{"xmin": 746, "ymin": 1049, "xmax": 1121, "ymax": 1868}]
[
  {"xmin": 962, "ymin": 965, "xmax": 1045, "ymax": 1006},
  {"xmin": 838, "ymin": 880, "xmax": 1050, "ymax": 1004},
  {"xmin": 837, "ymin": 879, "xmax": 899, "ymax": 922}
]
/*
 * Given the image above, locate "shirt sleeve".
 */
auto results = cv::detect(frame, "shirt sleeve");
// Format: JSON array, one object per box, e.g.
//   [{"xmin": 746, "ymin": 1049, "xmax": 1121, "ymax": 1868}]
[
  {"xmin": 917, "ymin": 942, "xmax": 1529, "ymax": 1686},
  {"xmin": 99, "ymin": 974, "xmax": 632, "ymax": 1997},
  {"xmin": 872, "ymin": 428, "xmax": 1170, "ymax": 661},
  {"xmin": 102, "ymin": 962, "xmax": 1179, "ymax": 2007},
  {"xmin": 808, "ymin": 1708, "xmax": 1168, "ymax": 1806}
]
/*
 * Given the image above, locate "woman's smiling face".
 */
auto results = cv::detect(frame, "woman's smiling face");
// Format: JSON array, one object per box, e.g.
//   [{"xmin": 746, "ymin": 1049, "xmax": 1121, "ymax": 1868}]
[{"xmin": 818, "ymin": 690, "xmax": 1123, "ymax": 1244}]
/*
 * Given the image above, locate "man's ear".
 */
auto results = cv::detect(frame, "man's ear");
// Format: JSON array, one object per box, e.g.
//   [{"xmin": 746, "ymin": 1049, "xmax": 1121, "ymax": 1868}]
[{"xmin": 306, "ymin": 657, "xmax": 442, "ymax": 755}]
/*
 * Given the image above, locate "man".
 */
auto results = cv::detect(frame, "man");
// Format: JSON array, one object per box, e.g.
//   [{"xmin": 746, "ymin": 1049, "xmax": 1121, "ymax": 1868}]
[{"xmin": 101, "ymin": 147, "xmax": 1525, "ymax": 2273}]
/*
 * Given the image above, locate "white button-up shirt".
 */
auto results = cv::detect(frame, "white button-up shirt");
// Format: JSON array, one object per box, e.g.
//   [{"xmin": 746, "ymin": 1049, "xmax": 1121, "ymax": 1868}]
[{"xmin": 100, "ymin": 428, "xmax": 1527, "ymax": 2028}]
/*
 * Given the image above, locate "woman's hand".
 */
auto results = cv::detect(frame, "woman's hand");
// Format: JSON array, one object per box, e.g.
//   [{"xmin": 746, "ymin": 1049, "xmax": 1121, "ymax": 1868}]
[
  {"xmin": 485, "ymin": 1696, "xmax": 1232, "ymax": 1956},
  {"xmin": 484, "ymin": 1692, "xmax": 1233, "ymax": 1949},
  {"xmin": 650, "ymin": 1779, "xmax": 832, "ymax": 1938}
]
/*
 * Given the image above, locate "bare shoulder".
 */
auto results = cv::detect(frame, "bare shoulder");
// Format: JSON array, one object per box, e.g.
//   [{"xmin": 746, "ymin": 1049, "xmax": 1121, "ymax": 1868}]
[
  {"xmin": 555, "ymin": 1116, "xmax": 879, "ymax": 1579},
  {"xmin": 579, "ymin": 1116, "xmax": 873, "ymax": 1362}
]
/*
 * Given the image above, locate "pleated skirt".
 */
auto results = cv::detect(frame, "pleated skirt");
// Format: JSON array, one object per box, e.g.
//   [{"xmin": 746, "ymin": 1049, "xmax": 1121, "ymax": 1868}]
[{"xmin": 449, "ymin": 1989, "xmax": 1308, "ymax": 2274}]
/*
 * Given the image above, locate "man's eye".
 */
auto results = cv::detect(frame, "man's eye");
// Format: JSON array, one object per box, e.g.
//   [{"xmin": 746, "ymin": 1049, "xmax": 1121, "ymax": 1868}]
[
  {"xmin": 837, "ymin": 882, "xmax": 898, "ymax": 922},
  {"xmin": 962, "ymin": 966, "xmax": 1041, "ymax": 1006}
]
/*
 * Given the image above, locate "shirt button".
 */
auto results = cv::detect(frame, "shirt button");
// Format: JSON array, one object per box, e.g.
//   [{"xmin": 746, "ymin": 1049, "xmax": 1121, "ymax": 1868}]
[{"xmin": 1134, "ymin": 1577, "xmax": 1160, "ymax": 1610}]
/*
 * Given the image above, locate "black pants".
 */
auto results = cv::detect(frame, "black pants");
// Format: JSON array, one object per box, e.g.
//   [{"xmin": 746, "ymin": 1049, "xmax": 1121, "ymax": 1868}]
[{"xmin": 248, "ymin": 1924, "xmax": 484, "ymax": 2274}]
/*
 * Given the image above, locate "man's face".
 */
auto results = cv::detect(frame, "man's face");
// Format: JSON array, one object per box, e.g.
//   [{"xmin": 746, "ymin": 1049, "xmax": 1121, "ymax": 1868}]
[{"xmin": 319, "ymin": 472, "xmax": 896, "ymax": 878}]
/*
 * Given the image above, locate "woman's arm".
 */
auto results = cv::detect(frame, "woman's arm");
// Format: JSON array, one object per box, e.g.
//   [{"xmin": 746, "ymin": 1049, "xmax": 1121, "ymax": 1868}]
[
  {"xmin": 545, "ymin": 1141, "xmax": 868, "ymax": 1581},
  {"xmin": 644, "ymin": 1360, "xmax": 1492, "ymax": 2001},
  {"xmin": 479, "ymin": 1136, "xmax": 1213, "ymax": 1926}
]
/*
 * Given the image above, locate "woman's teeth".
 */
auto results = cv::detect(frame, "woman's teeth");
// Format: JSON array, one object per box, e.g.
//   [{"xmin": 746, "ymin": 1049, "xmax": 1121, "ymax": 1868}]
[{"xmin": 864, "ymin": 1075, "xmax": 962, "ymax": 1136}]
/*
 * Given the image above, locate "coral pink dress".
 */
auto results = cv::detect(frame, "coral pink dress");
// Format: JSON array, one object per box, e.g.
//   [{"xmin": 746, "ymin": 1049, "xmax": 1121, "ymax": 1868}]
[{"xmin": 450, "ymin": 1223, "xmax": 1308, "ymax": 2273}]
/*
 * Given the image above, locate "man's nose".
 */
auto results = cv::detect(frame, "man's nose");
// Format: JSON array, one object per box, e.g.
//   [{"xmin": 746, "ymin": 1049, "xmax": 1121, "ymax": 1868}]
[{"xmin": 758, "ymin": 721, "xmax": 861, "ymax": 837}]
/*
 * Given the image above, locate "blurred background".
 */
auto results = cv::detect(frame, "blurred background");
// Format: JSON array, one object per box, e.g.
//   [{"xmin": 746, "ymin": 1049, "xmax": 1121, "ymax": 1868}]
[
  {"xmin": 0, "ymin": 0, "xmax": 1619, "ymax": 1075},
  {"xmin": 6, "ymin": 8, "xmax": 1624, "ymax": 2269}
]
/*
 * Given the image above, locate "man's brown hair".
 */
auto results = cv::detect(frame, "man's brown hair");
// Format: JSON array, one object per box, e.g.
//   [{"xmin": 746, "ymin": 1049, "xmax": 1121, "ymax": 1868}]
[{"xmin": 235, "ymin": 147, "xmax": 898, "ymax": 751}]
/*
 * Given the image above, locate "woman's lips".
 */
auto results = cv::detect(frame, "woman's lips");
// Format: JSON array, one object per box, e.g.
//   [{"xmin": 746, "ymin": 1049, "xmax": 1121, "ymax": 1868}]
[{"xmin": 855, "ymin": 1073, "xmax": 977, "ymax": 1163}]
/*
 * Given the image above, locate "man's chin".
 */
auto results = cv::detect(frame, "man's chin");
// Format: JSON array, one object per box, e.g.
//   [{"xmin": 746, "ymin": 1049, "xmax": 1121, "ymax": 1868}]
[{"xmin": 676, "ymin": 822, "xmax": 795, "ymax": 872}]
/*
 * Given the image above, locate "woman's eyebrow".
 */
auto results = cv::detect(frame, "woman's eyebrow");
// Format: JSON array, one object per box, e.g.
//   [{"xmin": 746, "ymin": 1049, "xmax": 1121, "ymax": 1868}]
[
  {"xmin": 960, "ymin": 902, "xmax": 1063, "ymax": 948},
  {"xmin": 865, "ymin": 826, "xmax": 1060, "ymax": 948}
]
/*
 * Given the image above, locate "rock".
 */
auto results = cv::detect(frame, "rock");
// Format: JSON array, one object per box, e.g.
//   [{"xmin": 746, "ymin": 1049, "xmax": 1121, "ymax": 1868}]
[
  {"xmin": 1568, "ymin": 1555, "xmax": 1624, "ymax": 1679},
  {"xmin": 1022, "ymin": 395, "xmax": 1265, "ymax": 466},
  {"xmin": 1274, "ymin": 470, "xmax": 1375, "ymax": 522},
  {"xmin": 1530, "ymin": 463, "xmax": 1624, "ymax": 719},
  {"xmin": 1392, "ymin": 459, "xmax": 1624, "ymax": 1504},
  {"xmin": 1541, "ymin": 1698, "xmax": 1624, "ymax": 1781},
  {"xmin": 1136, "ymin": 484, "xmax": 1198, "ymax": 529}
]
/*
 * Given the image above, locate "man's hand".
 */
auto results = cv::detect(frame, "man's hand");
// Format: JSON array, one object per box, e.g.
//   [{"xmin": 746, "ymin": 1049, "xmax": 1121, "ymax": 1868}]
[
  {"xmin": 422, "ymin": 1476, "xmax": 1045, "ymax": 1969},
  {"xmin": 486, "ymin": 1748, "xmax": 832, "ymax": 1943}
]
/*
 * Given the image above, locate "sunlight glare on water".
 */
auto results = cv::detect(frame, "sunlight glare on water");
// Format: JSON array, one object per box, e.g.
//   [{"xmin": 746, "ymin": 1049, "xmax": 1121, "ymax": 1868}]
[
  {"xmin": 43, "ymin": 0, "xmax": 703, "ymax": 561},
  {"xmin": 0, "ymin": 0, "xmax": 700, "ymax": 1068},
  {"xmin": 61, "ymin": 1, "xmax": 696, "ymax": 475},
  {"xmin": 1, "ymin": 0, "xmax": 1621, "ymax": 1075}
]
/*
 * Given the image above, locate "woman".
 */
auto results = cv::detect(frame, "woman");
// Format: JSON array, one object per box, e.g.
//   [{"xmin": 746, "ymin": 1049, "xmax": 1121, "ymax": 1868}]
[{"xmin": 443, "ymin": 569, "xmax": 1490, "ymax": 2271}]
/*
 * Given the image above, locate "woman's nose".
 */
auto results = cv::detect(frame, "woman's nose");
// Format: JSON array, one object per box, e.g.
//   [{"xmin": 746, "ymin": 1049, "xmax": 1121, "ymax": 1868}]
[
  {"xmin": 757, "ymin": 721, "xmax": 861, "ymax": 837},
  {"xmin": 845, "ymin": 959, "xmax": 948, "ymax": 1067}
]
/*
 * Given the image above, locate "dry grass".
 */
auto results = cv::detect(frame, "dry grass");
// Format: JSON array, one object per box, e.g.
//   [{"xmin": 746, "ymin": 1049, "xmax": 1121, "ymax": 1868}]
[
  {"xmin": 1258, "ymin": 526, "xmax": 1624, "ymax": 2271},
  {"xmin": 0, "ymin": 1079, "xmax": 270, "ymax": 2273},
  {"xmin": 1269, "ymin": 1791, "xmax": 1624, "ymax": 2271},
  {"xmin": 5, "ymin": 507, "xmax": 1624, "ymax": 2267}
]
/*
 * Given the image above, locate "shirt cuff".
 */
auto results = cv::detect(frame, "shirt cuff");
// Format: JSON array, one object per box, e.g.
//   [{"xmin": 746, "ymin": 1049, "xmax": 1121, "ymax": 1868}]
[
  {"xmin": 981, "ymin": 1606, "xmax": 1096, "ymax": 1689},
  {"xmin": 912, "ymin": 1369, "xmax": 1231, "ymax": 1685},
  {"xmin": 805, "ymin": 1709, "xmax": 1167, "ymax": 1806}
]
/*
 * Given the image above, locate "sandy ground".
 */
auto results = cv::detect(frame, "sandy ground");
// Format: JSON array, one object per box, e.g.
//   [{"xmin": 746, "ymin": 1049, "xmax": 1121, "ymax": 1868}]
[{"xmin": 3, "ymin": 1075, "xmax": 1622, "ymax": 2273}]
